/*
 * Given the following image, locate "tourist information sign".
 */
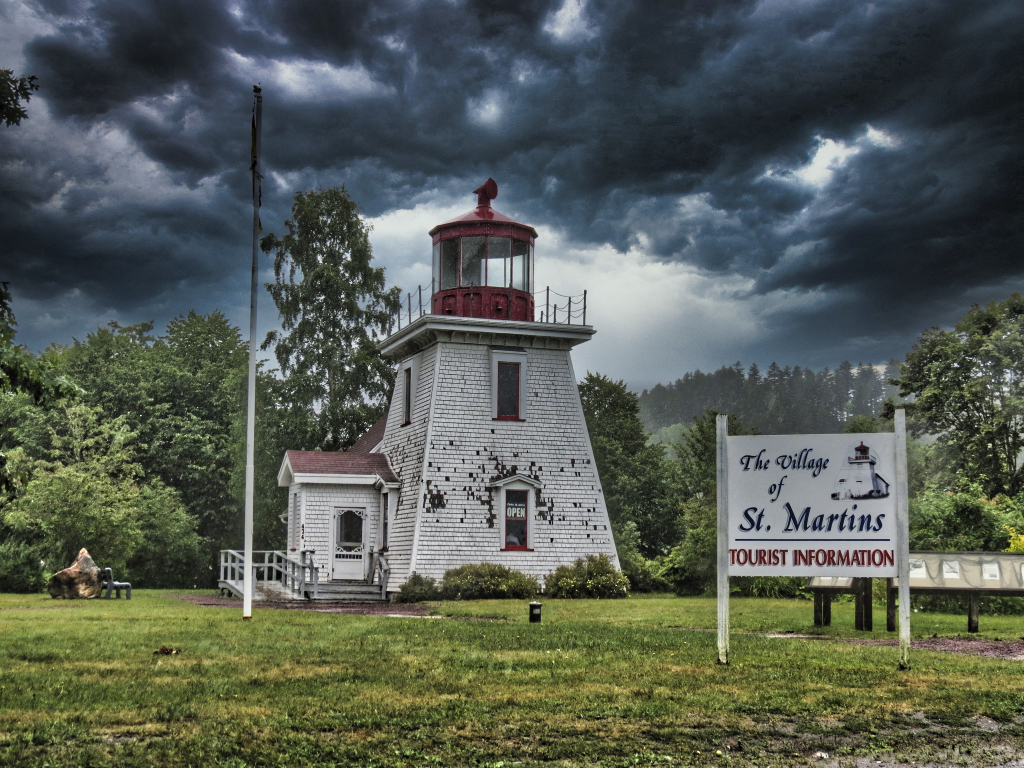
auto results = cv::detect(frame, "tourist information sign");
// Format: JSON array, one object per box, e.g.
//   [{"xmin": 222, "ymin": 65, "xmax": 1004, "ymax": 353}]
[{"xmin": 716, "ymin": 411, "xmax": 911, "ymax": 668}]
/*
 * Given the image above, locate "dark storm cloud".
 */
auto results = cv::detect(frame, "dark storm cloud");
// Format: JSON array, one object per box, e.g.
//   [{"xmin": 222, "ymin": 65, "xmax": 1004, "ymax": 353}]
[{"xmin": 2, "ymin": 0, "xmax": 1022, "ymax": 372}]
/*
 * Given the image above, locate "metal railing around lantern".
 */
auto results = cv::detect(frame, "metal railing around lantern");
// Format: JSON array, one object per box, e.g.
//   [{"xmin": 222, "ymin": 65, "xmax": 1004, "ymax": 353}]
[{"xmin": 388, "ymin": 279, "xmax": 588, "ymax": 334}]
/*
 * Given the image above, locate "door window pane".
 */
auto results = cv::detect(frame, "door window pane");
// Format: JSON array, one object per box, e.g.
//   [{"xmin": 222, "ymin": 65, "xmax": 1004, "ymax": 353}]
[
  {"xmin": 337, "ymin": 510, "xmax": 363, "ymax": 545},
  {"xmin": 486, "ymin": 236, "xmax": 512, "ymax": 286},
  {"xmin": 511, "ymin": 240, "xmax": 529, "ymax": 290},
  {"xmin": 505, "ymin": 490, "xmax": 528, "ymax": 548},
  {"xmin": 440, "ymin": 239, "xmax": 459, "ymax": 290},
  {"xmin": 497, "ymin": 362, "xmax": 520, "ymax": 418},
  {"xmin": 461, "ymin": 236, "xmax": 485, "ymax": 286}
]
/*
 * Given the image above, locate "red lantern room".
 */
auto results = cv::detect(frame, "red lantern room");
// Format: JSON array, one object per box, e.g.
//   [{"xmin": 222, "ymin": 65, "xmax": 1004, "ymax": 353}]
[{"xmin": 429, "ymin": 178, "xmax": 536, "ymax": 321}]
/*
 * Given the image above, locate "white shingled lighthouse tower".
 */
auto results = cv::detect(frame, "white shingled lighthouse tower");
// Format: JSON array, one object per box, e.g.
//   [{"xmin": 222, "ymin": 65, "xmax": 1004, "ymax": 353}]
[{"xmin": 274, "ymin": 180, "xmax": 618, "ymax": 599}]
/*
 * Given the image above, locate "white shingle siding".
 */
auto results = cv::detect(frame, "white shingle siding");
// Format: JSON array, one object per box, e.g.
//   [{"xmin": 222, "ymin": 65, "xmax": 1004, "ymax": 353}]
[
  {"xmin": 378, "ymin": 346, "xmax": 437, "ymax": 583},
  {"xmin": 287, "ymin": 482, "xmax": 383, "ymax": 580},
  {"xmin": 378, "ymin": 337, "xmax": 618, "ymax": 589}
]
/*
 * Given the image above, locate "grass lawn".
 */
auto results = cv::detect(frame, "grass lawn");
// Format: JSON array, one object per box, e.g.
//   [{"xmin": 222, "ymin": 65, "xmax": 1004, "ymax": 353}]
[{"xmin": 2, "ymin": 591, "xmax": 1024, "ymax": 767}]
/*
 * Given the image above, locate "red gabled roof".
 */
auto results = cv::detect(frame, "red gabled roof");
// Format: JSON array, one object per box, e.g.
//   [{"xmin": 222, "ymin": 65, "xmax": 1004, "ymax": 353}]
[
  {"xmin": 285, "ymin": 450, "xmax": 398, "ymax": 483},
  {"xmin": 349, "ymin": 415, "xmax": 387, "ymax": 453}
]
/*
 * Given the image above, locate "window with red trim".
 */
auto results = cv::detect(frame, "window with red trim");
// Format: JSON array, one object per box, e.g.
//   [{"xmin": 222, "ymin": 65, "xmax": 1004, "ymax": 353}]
[
  {"xmin": 496, "ymin": 362, "xmax": 520, "ymax": 419},
  {"xmin": 504, "ymin": 490, "xmax": 528, "ymax": 549}
]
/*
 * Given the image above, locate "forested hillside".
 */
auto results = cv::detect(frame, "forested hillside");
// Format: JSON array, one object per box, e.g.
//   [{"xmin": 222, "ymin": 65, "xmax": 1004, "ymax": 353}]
[{"xmin": 639, "ymin": 359, "xmax": 903, "ymax": 434}]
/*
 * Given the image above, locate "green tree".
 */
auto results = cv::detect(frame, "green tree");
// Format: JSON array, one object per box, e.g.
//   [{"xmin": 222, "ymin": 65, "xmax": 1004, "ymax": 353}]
[
  {"xmin": 124, "ymin": 481, "xmax": 204, "ymax": 588},
  {"xmin": 0, "ymin": 285, "xmax": 80, "ymax": 492},
  {"xmin": 662, "ymin": 410, "xmax": 752, "ymax": 595},
  {"xmin": 895, "ymin": 293, "xmax": 1024, "ymax": 497},
  {"xmin": 909, "ymin": 482, "xmax": 1024, "ymax": 552},
  {"xmin": 229, "ymin": 371, "xmax": 314, "ymax": 551},
  {"xmin": 57, "ymin": 313, "xmax": 248, "ymax": 581},
  {"xmin": 261, "ymin": 187, "xmax": 401, "ymax": 451},
  {"xmin": 2, "ymin": 404, "xmax": 144, "ymax": 575},
  {"xmin": 0, "ymin": 70, "xmax": 39, "ymax": 127},
  {"xmin": 579, "ymin": 372, "xmax": 679, "ymax": 557}
]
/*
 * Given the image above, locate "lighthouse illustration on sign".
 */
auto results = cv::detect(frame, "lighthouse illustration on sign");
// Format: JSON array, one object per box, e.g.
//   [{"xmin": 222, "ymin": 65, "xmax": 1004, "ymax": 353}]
[{"xmin": 831, "ymin": 441, "xmax": 891, "ymax": 500}]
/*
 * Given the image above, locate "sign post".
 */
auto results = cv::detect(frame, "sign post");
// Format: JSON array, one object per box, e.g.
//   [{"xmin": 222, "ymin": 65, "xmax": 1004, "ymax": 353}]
[
  {"xmin": 716, "ymin": 414, "xmax": 730, "ymax": 664},
  {"xmin": 894, "ymin": 409, "xmax": 911, "ymax": 669},
  {"xmin": 716, "ymin": 412, "xmax": 910, "ymax": 668}
]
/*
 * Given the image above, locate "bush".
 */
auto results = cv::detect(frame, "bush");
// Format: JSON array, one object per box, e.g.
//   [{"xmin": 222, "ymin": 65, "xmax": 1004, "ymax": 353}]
[
  {"xmin": 439, "ymin": 563, "xmax": 539, "ymax": 600},
  {"xmin": 619, "ymin": 550, "xmax": 671, "ymax": 593},
  {"xmin": 394, "ymin": 572, "xmax": 440, "ymax": 603},
  {"xmin": 731, "ymin": 576, "xmax": 809, "ymax": 599},
  {"xmin": 545, "ymin": 554, "xmax": 629, "ymax": 599},
  {"xmin": 909, "ymin": 483, "xmax": 1024, "ymax": 551},
  {"xmin": 123, "ymin": 482, "xmax": 205, "ymax": 588},
  {"xmin": 910, "ymin": 593, "xmax": 1024, "ymax": 616},
  {"xmin": 0, "ymin": 536, "xmax": 46, "ymax": 593},
  {"xmin": 661, "ymin": 498, "xmax": 716, "ymax": 595}
]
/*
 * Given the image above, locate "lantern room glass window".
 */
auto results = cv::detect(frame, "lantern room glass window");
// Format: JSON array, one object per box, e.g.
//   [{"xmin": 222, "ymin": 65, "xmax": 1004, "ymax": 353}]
[
  {"xmin": 461, "ymin": 236, "xmax": 485, "ymax": 286},
  {"xmin": 440, "ymin": 239, "xmax": 459, "ymax": 290},
  {"xmin": 485, "ymin": 237, "xmax": 512, "ymax": 287},
  {"xmin": 432, "ymin": 242, "xmax": 440, "ymax": 293},
  {"xmin": 434, "ymin": 235, "xmax": 533, "ymax": 291},
  {"xmin": 504, "ymin": 490, "xmax": 528, "ymax": 549}
]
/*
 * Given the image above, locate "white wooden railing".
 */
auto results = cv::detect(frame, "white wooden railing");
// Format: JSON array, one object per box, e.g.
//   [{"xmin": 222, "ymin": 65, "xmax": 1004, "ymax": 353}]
[
  {"xmin": 219, "ymin": 550, "xmax": 320, "ymax": 600},
  {"xmin": 371, "ymin": 551, "xmax": 391, "ymax": 601}
]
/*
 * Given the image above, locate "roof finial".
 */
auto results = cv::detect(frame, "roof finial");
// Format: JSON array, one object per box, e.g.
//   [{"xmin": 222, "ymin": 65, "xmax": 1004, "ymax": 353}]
[{"xmin": 473, "ymin": 177, "xmax": 498, "ymax": 208}]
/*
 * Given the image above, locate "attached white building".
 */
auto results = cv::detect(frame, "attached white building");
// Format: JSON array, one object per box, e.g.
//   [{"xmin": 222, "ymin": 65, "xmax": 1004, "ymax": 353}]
[{"xmin": 277, "ymin": 180, "xmax": 618, "ymax": 599}]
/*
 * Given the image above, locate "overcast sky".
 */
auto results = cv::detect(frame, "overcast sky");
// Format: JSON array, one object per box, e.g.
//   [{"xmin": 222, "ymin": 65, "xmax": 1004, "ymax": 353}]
[{"xmin": 2, "ymin": 0, "xmax": 1021, "ymax": 392}]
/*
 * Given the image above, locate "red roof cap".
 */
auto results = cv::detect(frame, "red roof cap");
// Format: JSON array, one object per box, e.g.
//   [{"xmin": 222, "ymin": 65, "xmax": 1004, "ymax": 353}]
[{"xmin": 428, "ymin": 179, "xmax": 537, "ymax": 237}]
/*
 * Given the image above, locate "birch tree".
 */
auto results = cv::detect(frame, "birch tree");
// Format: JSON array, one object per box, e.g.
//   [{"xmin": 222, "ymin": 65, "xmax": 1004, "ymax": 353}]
[{"xmin": 261, "ymin": 187, "xmax": 401, "ymax": 451}]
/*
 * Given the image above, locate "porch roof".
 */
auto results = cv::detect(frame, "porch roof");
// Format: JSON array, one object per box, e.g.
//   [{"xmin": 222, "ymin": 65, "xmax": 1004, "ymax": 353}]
[{"xmin": 278, "ymin": 450, "xmax": 399, "ymax": 487}]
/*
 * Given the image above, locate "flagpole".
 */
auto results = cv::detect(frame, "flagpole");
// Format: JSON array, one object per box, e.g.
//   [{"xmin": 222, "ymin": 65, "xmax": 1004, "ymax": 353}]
[{"xmin": 243, "ymin": 85, "xmax": 262, "ymax": 620}]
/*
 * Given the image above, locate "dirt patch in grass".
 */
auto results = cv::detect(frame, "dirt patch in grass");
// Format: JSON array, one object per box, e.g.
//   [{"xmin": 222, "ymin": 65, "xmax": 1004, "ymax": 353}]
[
  {"xmin": 170, "ymin": 593, "xmax": 433, "ymax": 616},
  {"xmin": 851, "ymin": 636, "xmax": 1024, "ymax": 661},
  {"xmin": 766, "ymin": 631, "xmax": 1024, "ymax": 661},
  {"xmin": 0, "ymin": 602, "xmax": 85, "ymax": 611}
]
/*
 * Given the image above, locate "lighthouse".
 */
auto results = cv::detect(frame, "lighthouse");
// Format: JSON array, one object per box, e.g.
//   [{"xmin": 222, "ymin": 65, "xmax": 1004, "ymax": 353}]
[
  {"xmin": 831, "ymin": 441, "xmax": 891, "ymax": 500},
  {"xmin": 276, "ymin": 180, "xmax": 618, "ymax": 598}
]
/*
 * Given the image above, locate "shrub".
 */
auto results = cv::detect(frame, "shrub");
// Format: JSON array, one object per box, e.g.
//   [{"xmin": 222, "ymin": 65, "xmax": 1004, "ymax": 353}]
[
  {"xmin": 545, "ymin": 554, "xmax": 629, "ymax": 599},
  {"xmin": 660, "ymin": 498, "xmax": 716, "ymax": 595},
  {"xmin": 909, "ymin": 483, "xmax": 1024, "ymax": 551},
  {"xmin": 0, "ymin": 536, "xmax": 45, "ymax": 593},
  {"xmin": 731, "ymin": 576, "xmax": 809, "ymax": 599},
  {"xmin": 394, "ymin": 572, "xmax": 440, "ymax": 603},
  {"xmin": 619, "ymin": 550, "xmax": 671, "ymax": 593},
  {"xmin": 439, "ymin": 563, "xmax": 540, "ymax": 600},
  {"xmin": 123, "ymin": 482, "xmax": 204, "ymax": 588}
]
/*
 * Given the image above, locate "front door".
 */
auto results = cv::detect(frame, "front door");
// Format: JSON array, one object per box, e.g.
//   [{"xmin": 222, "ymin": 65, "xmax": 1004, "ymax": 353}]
[{"xmin": 332, "ymin": 508, "xmax": 365, "ymax": 580}]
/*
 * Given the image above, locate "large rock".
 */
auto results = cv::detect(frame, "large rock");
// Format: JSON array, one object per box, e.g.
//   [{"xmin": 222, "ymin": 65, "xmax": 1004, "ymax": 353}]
[{"xmin": 47, "ymin": 548, "xmax": 102, "ymax": 599}]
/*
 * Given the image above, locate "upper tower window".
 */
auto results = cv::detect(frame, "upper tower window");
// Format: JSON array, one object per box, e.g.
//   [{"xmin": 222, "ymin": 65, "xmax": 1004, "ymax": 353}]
[
  {"xmin": 497, "ymin": 362, "xmax": 520, "ymax": 419},
  {"xmin": 490, "ymin": 348, "xmax": 527, "ymax": 421}
]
